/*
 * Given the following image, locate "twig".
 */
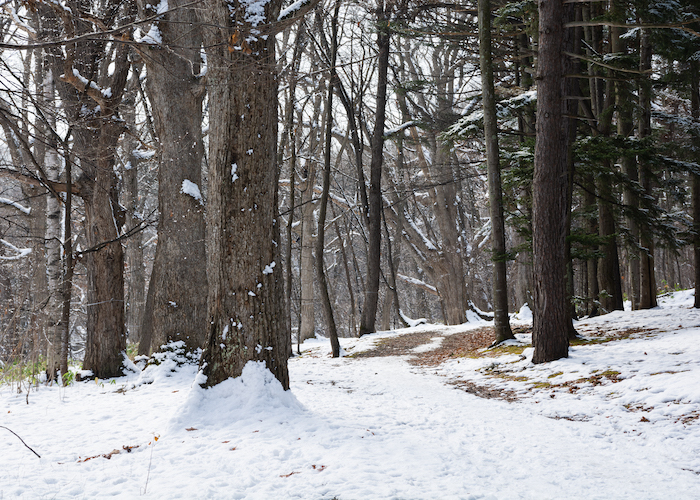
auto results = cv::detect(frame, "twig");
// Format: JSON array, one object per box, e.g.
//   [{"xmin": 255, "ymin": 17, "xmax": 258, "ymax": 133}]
[
  {"xmin": 0, "ymin": 426, "xmax": 41, "ymax": 458},
  {"xmin": 142, "ymin": 435, "xmax": 159, "ymax": 495}
]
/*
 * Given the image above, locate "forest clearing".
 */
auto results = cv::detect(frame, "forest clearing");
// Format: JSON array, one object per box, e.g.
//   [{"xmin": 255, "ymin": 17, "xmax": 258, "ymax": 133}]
[{"xmin": 2, "ymin": 290, "xmax": 699, "ymax": 499}]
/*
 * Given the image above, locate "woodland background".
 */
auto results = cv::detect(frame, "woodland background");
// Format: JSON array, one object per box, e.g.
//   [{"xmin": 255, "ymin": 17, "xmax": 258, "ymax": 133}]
[{"xmin": 0, "ymin": 0, "xmax": 699, "ymax": 381}]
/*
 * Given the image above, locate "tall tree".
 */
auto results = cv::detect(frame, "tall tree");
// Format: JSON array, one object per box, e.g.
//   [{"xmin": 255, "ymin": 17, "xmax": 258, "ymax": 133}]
[
  {"xmin": 315, "ymin": 0, "xmax": 341, "ymax": 357},
  {"xmin": 359, "ymin": 0, "xmax": 392, "ymax": 336},
  {"xmin": 137, "ymin": 0, "xmax": 208, "ymax": 355},
  {"xmin": 531, "ymin": 0, "xmax": 571, "ymax": 363},
  {"xmin": 36, "ymin": 0, "xmax": 134, "ymax": 378},
  {"xmin": 479, "ymin": 0, "xmax": 513, "ymax": 344},
  {"xmin": 692, "ymin": 61, "xmax": 700, "ymax": 308},
  {"xmin": 637, "ymin": 26, "xmax": 657, "ymax": 309},
  {"xmin": 199, "ymin": 0, "xmax": 291, "ymax": 388}
]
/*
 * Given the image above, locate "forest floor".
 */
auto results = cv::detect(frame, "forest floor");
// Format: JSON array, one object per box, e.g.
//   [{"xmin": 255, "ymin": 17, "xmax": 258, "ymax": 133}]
[{"xmin": 2, "ymin": 291, "xmax": 700, "ymax": 499}]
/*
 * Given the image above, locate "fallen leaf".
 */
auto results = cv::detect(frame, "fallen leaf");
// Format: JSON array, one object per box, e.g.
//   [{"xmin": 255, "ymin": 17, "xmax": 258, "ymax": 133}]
[
  {"xmin": 312, "ymin": 465, "xmax": 327, "ymax": 472},
  {"xmin": 222, "ymin": 440, "xmax": 230, "ymax": 444},
  {"xmin": 186, "ymin": 427, "xmax": 197, "ymax": 432},
  {"xmin": 230, "ymin": 447, "xmax": 237, "ymax": 451},
  {"xmin": 280, "ymin": 471, "xmax": 299, "ymax": 478}
]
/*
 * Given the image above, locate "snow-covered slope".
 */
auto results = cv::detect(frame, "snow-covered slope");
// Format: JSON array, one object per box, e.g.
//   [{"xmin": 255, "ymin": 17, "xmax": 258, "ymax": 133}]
[{"xmin": 2, "ymin": 291, "xmax": 699, "ymax": 499}]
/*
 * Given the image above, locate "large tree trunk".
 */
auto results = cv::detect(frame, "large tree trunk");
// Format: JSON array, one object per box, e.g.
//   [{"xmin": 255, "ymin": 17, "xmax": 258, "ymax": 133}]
[
  {"xmin": 79, "ymin": 124, "xmax": 128, "ymax": 378},
  {"xmin": 199, "ymin": 0, "xmax": 290, "ymax": 388},
  {"xmin": 359, "ymin": 9, "xmax": 390, "ymax": 336},
  {"xmin": 41, "ymin": 0, "xmax": 132, "ymax": 379},
  {"xmin": 531, "ymin": 0, "xmax": 571, "ymax": 363},
  {"xmin": 479, "ymin": 0, "xmax": 513, "ymax": 344},
  {"xmin": 597, "ymin": 80, "xmax": 623, "ymax": 312},
  {"xmin": 137, "ymin": 0, "xmax": 207, "ymax": 355}
]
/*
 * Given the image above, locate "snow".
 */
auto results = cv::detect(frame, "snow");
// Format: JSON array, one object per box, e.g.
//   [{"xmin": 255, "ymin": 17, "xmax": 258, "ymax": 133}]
[
  {"xmin": 155, "ymin": 0, "xmax": 168, "ymax": 15},
  {"xmin": 138, "ymin": 25, "xmax": 162, "ymax": 45},
  {"xmin": 0, "ymin": 239, "xmax": 31, "ymax": 260},
  {"xmin": 234, "ymin": 0, "xmax": 270, "ymax": 27},
  {"xmin": 132, "ymin": 148, "xmax": 156, "ymax": 160},
  {"xmin": 72, "ymin": 68, "xmax": 88, "ymax": 86},
  {"xmin": 231, "ymin": 163, "xmax": 239, "ymax": 183},
  {"xmin": 278, "ymin": 0, "xmax": 310, "ymax": 20},
  {"xmin": 513, "ymin": 302, "xmax": 532, "ymax": 321},
  {"xmin": 180, "ymin": 179, "xmax": 203, "ymax": 205},
  {"xmin": 3, "ymin": 292, "xmax": 700, "ymax": 498},
  {"xmin": 0, "ymin": 197, "xmax": 30, "ymax": 215}
]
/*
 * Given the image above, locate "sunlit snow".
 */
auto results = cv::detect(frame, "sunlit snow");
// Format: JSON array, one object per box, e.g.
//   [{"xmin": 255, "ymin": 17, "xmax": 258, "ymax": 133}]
[{"xmin": 2, "ymin": 291, "xmax": 700, "ymax": 498}]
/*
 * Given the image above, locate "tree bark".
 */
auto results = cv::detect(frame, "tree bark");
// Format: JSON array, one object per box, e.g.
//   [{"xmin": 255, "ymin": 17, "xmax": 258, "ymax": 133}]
[
  {"xmin": 298, "ymin": 83, "xmax": 321, "ymax": 343},
  {"xmin": 597, "ymin": 80, "xmax": 623, "ymax": 312},
  {"xmin": 316, "ymin": 0, "xmax": 341, "ymax": 357},
  {"xmin": 691, "ymin": 61, "xmax": 700, "ymax": 308},
  {"xmin": 479, "ymin": 0, "xmax": 513, "ymax": 344},
  {"xmin": 123, "ymin": 67, "xmax": 146, "ymax": 347},
  {"xmin": 137, "ymin": 0, "xmax": 207, "ymax": 355},
  {"xmin": 359, "ymin": 8, "xmax": 390, "ymax": 336},
  {"xmin": 199, "ymin": 0, "xmax": 290, "ymax": 388},
  {"xmin": 40, "ymin": 0, "xmax": 132, "ymax": 379},
  {"xmin": 59, "ymin": 147, "xmax": 74, "ymax": 377},
  {"xmin": 531, "ymin": 0, "xmax": 571, "ymax": 363}
]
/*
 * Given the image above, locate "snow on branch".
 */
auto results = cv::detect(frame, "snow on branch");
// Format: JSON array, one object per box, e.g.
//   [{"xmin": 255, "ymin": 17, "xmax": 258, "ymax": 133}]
[
  {"xmin": 396, "ymin": 274, "xmax": 438, "ymax": 296},
  {"xmin": 0, "ymin": 239, "xmax": 31, "ymax": 260},
  {"xmin": 384, "ymin": 121, "xmax": 416, "ymax": 138},
  {"xmin": 278, "ymin": 0, "xmax": 312, "ymax": 21},
  {"xmin": 0, "ymin": 197, "xmax": 30, "ymax": 214}
]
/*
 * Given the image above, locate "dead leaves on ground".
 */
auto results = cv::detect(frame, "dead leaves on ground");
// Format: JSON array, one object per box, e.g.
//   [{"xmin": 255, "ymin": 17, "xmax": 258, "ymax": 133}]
[
  {"xmin": 280, "ymin": 465, "xmax": 327, "ymax": 478},
  {"xmin": 77, "ymin": 445, "xmax": 139, "ymax": 463}
]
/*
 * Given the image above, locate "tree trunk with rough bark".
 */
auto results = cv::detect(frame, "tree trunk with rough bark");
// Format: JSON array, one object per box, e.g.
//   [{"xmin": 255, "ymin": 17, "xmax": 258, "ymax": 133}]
[
  {"xmin": 137, "ymin": 0, "xmax": 207, "ymax": 355},
  {"xmin": 199, "ymin": 0, "xmax": 290, "ymax": 388},
  {"xmin": 479, "ymin": 0, "xmax": 513, "ymax": 344},
  {"xmin": 40, "ymin": 0, "xmax": 132, "ymax": 379},
  {"xmin": 531, "ymin": 0, "xmax": 571, "ymax": 363},
  {"xmin": 691, "ymin": 61, "xmax": 700, "ymax": 308}
]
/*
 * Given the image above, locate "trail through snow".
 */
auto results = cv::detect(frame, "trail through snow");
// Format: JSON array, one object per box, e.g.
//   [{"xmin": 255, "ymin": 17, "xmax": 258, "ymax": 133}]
[{"xmin": 2, "ymin": 292, "xmax": 700, "ymax": 498}]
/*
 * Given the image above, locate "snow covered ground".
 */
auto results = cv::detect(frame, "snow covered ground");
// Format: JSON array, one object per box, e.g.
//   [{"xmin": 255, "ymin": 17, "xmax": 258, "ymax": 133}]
[{"xmin": 2, "ymin": 291, "xmax": 700, "ymax": 499}]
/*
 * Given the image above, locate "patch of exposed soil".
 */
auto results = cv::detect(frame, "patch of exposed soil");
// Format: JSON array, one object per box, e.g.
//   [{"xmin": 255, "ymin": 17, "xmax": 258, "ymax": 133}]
[
  {"xmin": 448, "ymin": 378, "xmax": 519, "ymax": 402},
  {"xmin": 574, "ymin": 326, "xmax": 657, "ymax": 341},
  {"xmin": 351, "ymin": 327, "xmax": 498, "ymax": 364},
  {"xmin": 350, "ymin": 330, "xmax": 446, "ymax": 358},
  {"xmin": 409, "ymin": 327, "xmax": 497, "ymax": 366}
]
